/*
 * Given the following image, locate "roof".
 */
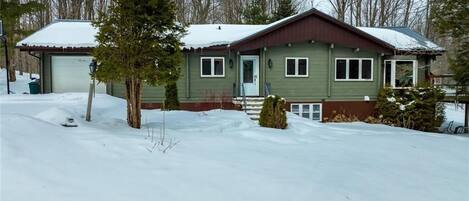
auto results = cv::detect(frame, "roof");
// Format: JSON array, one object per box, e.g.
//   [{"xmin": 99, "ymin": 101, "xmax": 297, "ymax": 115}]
[
  {"xmin": 16, "ymin": 9, "xmax": 443, "ymax": 55},
  {"xmin": 357, "ymin": 27, "xmax": 445, "ymax": 53}
]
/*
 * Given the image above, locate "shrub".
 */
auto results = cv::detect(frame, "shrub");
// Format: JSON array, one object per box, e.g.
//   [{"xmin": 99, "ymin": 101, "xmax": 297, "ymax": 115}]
[
  {"xmin": 259, "ymin": 95, "xmax": 287, "ymax": 129},
  {"xmin": 328, "ymin": 110, "xmax": 360, "ymax": 122},
  {"xmin": 164, "ymin": 83, "xmax": 180, "ymax": 110},
  {"xmin": 376, "ymin": 86, "xmax": 445, "ymax": 132}
]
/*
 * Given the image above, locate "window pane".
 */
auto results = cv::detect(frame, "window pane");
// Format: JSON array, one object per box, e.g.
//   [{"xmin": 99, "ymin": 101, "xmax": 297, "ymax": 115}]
[
  {"xmin": 312, "ymin": 104, "xmax": 320, "ymax": 112},
  {"xmin": 302, "ymin": 105, "xmax": 310, "ymax": 113},
  {"xmin": 385, "ymin": 61, "xmax": 392, "ymax": 86},
  {"xmin": 202, "ymin": 59, "xmax": 211, "ymax": 75},
  {"xmin": 291, "ymin": 105, "xmax": 299, "ymax": 113},
  {"xmin": 395, "ymin": 61, "xmax": 414, "ymax": 87},
  {"xmin": 336, "ymin": 59, "xmax": 346, "ymax": 79},
  {"xmin": 298, "ymin": 59, "xmax": 307, "ymax": 75},
  {"xmin": 349, "ymin": 59, "xmax": 359, "ymax": 79},
  {"xmin": 312, "ymin": 113, "xmax": 320, "ymax": 120},
  {"xmin": 362, "ymin": 60, "xmax": 372, "ymax": 79},
  {"xmin": 243, "ymin": 60, "xmax": 254, "ymax": 83},
  {"xmin": 286, "ymin": 59, "xmax": 296, "ymax": 75},
  {"xmin": 302, "ymin": 113, "xmax": 310, "ymax": 118},
  {"xmin": 214, "ymin": 59, "xmax": 224, "ymax": 75}
]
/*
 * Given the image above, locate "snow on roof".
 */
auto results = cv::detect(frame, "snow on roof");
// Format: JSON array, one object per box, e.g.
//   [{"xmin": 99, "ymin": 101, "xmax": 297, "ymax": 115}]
[
  {"xmin": 17, "ymin": 13, "xmax": 300, "ymax": 49},
  {"xmin": 357, "ymin": 27, "xmax": 444, "ymax": 52},
  {"xmin": 17, "ymin": 20, "xmax": 98, "ymax": 48},
  {"xmin": 182, "ymin": 24, "xmax": 267, "ymax": 49},
  {"xmin": 17, "ymin": 20, "xmax": 269, "ymax": 49}
]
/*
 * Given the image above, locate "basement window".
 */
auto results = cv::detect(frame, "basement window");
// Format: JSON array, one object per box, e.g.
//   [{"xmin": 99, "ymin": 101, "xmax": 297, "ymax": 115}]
[
  {"xmin": 291, "ymin": 103, "xmax": 322, "ymax": 121},
  {"xmin": 384, "ymin": 60, "xmax": 417, "ymax": 88},
  {"xmin": 201, "ymin": 57, "xmax": 225, "ymax": 77},
  {"xmin": 285, "ymin": 57, "xmax": 308, "ymax": 77},
  {"xmin": 335, "ymin": 58, "xmax": 373, "ymax": 81}
]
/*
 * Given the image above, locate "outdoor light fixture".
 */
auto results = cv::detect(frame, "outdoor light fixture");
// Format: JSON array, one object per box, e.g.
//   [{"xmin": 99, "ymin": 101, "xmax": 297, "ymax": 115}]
[
  {"xmin": 354, "ymin": 48, "xmax": 360, "ymax": 52},
  {"xmin": 287, "ymin": 43, "xmax": 292, "ymax": 47},
  {"xmin": 268, "ymin": 59, "xmax": 273, "ymax": 69},
  {"xmin": 229, "ymin": 59, "xmax": 234, "ymax": 69},
  {"xmin": 89, "ymin": 59, "xmax": 97, "ymax": 74}
]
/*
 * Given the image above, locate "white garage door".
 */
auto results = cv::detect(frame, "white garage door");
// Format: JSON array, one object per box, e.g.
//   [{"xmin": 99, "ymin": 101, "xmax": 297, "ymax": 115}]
[{"xmin": 51, "ymin": 56, "xmax": 106, "ymax": 93}]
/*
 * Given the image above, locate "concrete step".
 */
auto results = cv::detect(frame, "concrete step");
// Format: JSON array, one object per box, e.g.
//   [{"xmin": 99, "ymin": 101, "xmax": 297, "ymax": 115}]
[
  {"xmin": 246, "ymin": 110, "xmax": 261, "ymax": 115},
  {"xmin": 233, "ymin": 97, "xmax": 265, "ymax": 101}
]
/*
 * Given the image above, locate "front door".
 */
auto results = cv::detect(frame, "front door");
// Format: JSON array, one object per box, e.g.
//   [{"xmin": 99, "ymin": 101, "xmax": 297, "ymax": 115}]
[{"xmin": 240, "ymin": 56, "xmax": 259, "ymax": 96}]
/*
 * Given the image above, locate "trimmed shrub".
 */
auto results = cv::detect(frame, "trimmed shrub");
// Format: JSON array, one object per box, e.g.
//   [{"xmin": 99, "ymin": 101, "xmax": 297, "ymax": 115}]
[
  {"xmin": 376, "ymin": 85, "xmax": 445, "ymax": 132},
  {"xmin": 259, "ymin": 95, "xmax": 287, "ymax": 129},
  {"xmin": 164, "ymin": 83, "xmax": 180, "ymax": 110}
]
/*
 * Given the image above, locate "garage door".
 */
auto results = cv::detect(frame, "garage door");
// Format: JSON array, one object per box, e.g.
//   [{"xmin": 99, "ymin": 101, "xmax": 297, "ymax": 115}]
[{"xmin": 51, "ymin": 56, "xmax": 106, "ymax": 93}]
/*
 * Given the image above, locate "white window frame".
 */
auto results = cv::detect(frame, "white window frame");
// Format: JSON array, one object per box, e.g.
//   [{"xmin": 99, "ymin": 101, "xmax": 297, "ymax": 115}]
[
  {"xmin": 285, "ymin": 57, "xmax": 309, "ymax": 77},
  {"xmin": 200, "ymin": 57, "xmax": 225, "ymax": 78},
  {"xmin": 335, "ymin": 58, "xmax": 374, "ymax": 81},
  {"xmin": 290, "ymin": 103, "xmax": 322, "ymax": 121},
  {"xmin": 383, "ymin": 59, "xmax": 418, "ymax": 88}
]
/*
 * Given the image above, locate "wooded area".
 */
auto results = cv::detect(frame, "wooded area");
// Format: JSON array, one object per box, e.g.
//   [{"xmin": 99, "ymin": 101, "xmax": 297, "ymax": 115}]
[{"xmin": 0, "ymin": 0, "xmax": 459, "ymax": 81}]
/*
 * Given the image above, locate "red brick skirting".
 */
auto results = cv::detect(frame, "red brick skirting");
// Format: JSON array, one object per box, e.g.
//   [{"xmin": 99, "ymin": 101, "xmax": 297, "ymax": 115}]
[{"xmin": 142, "ymin": 102, "xmax": 241, "ymax": 111}]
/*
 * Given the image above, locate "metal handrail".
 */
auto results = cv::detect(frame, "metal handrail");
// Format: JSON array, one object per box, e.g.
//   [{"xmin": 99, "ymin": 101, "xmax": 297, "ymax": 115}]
[
  {"xmin": 241, "ymin": 83, "xmax": 247, "ymax": 112},
  {"xmin": 264, "ymin": 82, "xmax": 271, "ymax": 97}
]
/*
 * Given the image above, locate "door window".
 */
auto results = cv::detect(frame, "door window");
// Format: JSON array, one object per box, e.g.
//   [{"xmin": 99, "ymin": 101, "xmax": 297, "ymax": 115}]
[{"xmin": 243, "ymin": 60, "xmax": 254, "ymax": 83}]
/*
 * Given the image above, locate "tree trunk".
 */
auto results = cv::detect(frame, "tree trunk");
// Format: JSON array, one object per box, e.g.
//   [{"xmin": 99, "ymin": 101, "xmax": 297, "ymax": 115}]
[{"xmin": 125, "ymin": 77, "xmax": 142, "ymax": 128}]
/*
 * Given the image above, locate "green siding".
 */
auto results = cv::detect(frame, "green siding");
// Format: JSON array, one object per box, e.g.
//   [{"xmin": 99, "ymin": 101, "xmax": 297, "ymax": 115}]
[
  {"xmin": 263, "ymin": 42, "xmax": 381, "ymax": 101},
  {"xmin": 41, "ymin": 42, "xmax": 431, "ymax": 103}
]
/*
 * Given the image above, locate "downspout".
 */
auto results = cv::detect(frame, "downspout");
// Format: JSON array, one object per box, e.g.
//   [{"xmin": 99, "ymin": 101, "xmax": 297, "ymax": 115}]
[
  {"xmin": 327, "ymin": 44, "xmax": 333, "ymax": 98},
  {"xmin": 28, "ymin": 51, "xmax": 43, "ymax": 93},
  {"xmin": 377, "ymin": 53, "xmax": 382, "ymax": 91},
  {"xmin": 185, "ymin": 53, "xmax": 190, "ymax": 98},
  {"xmin": 263, "ymin": 48, "xmax": 267, "ymax": 96}
]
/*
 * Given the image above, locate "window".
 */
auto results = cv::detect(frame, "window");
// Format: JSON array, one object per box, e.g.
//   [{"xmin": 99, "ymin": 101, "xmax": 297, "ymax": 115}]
[
  {"xmin": 200, "ymin": 57, "xmax": 225, "ymax": 77},
  {"xmin": 285, "ymin": 57, "xmax": 308, "ymax": 77},
  {"xmin": 335, "ymin": 58, "xmax": 373, "ymax": 81},
  {"xmin": 383, "ymin": 60, "xmax": 417, "ymax": 88},
  {"xmin": 291, "ymin": 103, "xmax": 322, "ymax": 121}
]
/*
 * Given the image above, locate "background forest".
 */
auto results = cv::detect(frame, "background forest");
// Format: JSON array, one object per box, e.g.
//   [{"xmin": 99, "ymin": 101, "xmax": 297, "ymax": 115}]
[{"xmin": 0, "ymin": 0, "xmax": 463, "ymax": 82}]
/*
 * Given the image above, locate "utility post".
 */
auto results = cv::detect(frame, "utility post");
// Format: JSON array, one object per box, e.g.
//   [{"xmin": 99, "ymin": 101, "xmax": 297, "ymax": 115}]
[
  {"xmin": 86, "ymin": 59, "xmax": 97, "ymax": 121},
  {"xmin": 0, "ymin": 19, "xmax": 10, "ymax": 94}
]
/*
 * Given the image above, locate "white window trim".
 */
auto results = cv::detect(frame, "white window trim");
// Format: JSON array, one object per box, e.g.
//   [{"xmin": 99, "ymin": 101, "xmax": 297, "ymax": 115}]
[
  {"xmin": 290, "ymin": 103, "xmax": 322, "ymax": 121},
  {"xmin": 383, "ymin": 59, "xmax": 418, "ymax": 88},
  {"xmin": 334, "ymin": 58, "xmax": 374, "ymax": 81},
  {"xmin": 200, "ymin": 57, "xmax": 225, "ymax": 78},
  {"xmin": 285, "ymin": 57, "xmax": 309, "ymax": 77}
]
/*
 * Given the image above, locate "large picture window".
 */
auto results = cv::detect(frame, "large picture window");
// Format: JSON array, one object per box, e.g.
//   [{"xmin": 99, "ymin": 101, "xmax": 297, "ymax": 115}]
[
  {"xmin": 384, "ymin": 60, "xmax": 417, "ymax": 88},
  {"xmin": 291, "ymin": 103, "xmax": 322, "ymax": 121},
  {"xmin": 335, "ymin": 58, "xmax": 373, "ymax": 81},
  {"xmin": 201, "ymin": 57, "xmax": 225, "ymax": 77},
  {"xmin": 285, "ymin": 57, "xmax": 308, "ymax": 77}
]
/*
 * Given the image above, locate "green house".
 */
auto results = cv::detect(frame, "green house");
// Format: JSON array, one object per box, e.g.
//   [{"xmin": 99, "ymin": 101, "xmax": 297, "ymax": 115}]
[{"xmin": 16, "ymin": 9, "xmax": 444, "ymax": 121}]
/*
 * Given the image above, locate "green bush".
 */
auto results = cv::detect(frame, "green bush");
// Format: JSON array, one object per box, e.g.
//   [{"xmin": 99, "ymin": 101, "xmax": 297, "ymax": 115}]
[
  {"xmin": 376, "ymin": 86, "xmax": 445, "ymax": 132},
  {"xmin": 164, "ymin": 83, "xmax": 180, "ymax": 110},
  {"xmin": 259, "ymin": 95, "xmax": 287, "ymax": 129}
]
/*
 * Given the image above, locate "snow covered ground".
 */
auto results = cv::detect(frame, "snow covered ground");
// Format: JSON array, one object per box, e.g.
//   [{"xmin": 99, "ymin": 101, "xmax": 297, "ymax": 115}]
[
  {"xmin": 1, "ymin": 93, "xmax": 468, "ymax": 201},
  {"xmin": 1, "ymin": 72, "xmax": 468, "ymax": 201}
]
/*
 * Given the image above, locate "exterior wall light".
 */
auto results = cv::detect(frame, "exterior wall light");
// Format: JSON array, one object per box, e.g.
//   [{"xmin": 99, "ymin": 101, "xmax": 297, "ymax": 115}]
[{"xmin": 268, "ymin": 59, "xmax": 273, "ymax": 69}]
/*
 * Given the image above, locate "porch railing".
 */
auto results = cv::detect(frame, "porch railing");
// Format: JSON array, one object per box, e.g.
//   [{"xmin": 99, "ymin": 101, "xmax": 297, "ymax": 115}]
[
  {"xmin": 241, "ymin": 83, "xmax": 247, "ymax": 112},
  {"xmin": 264, "ymin": 82, "xmax": 272, "ymax": 97}
]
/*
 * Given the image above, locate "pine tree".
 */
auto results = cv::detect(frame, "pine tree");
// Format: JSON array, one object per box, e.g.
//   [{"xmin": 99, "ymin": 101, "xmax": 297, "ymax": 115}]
[
  {"xmin": 431, "ymin": 0, "xmax": 469, "ymax": 87},
  {"xmin": 243, "ymin": 0, "xmax": 270, "ymax": 24},
  {"xmin": 93, "ymin": 0, "xmax": 185, "ymax": 128},
  {"xmin": 0, "ymin": 0, "xmax": 44, "ymax": 82},
  {"xmin": 271, "ymin": 0, "xmax": 297, "ymax": 22}
]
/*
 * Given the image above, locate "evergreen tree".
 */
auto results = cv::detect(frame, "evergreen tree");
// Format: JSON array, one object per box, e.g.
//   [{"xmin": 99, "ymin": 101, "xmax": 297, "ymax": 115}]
[
  {"xmin": 431, "ymin": 0, "xmax": 469, "ymax": 87},
  {"xmin": 259, "ymin": 95, "xmax": 287, "ymax": 129},
  {"xmin": 271, "ymin": 0, "xmax": 297, "ymax": 22},
  {"xmin": 93, "ymin": 0, "xmax": 185, "ymax": 128},
  {"xmin": 164, "ymin": 82, "xmax": 180, "ymax": 110},
  {"xmin": 0, "ymin": 0, "xmax": 44, "ymax": 81},
  {"xmin": 243, "ymin": 0, "xmax": 270, "ymax": 24}
]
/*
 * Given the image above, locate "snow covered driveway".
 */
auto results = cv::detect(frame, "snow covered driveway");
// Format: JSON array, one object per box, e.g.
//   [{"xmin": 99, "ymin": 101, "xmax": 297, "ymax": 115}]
[{"xmin": 1, "ymin": 94, "xmax": 468, "ymax": 201}]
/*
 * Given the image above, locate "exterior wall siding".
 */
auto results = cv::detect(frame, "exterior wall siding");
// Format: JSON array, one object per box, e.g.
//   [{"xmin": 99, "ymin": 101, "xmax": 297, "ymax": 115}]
[{"xmin": 263, "ymin": 42, "xmax": 381, "ymax": 102}]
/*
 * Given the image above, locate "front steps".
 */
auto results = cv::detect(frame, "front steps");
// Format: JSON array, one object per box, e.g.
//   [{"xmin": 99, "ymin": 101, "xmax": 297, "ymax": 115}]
[{"xmin": 233, "ymin": 97, "xmax": 265, "ymax": 120}]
